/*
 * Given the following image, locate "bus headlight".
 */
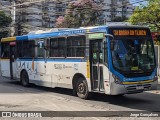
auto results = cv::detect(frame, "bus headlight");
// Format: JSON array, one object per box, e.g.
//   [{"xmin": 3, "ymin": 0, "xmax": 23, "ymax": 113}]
[{"xmin": 112, "ymin": 74, "xmax": 122, "ymax": 84}]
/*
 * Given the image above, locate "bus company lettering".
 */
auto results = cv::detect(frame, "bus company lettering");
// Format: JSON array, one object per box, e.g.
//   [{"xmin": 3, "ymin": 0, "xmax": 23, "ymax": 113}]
[
  {"xmin": 54, "ymin": 64, "xmax": 63, "ymax": 70},
  {"xmin": 74, "ymin": 64, "xmax": 78, "ymax": 71},
  {"xmin": 113, "ymin": 30, "xmax": 147, "ymax": 36},
  {"xmin": 54, "ymin": 64, "xmax": 72, "ymax": 70},
  {"xmin": 63, "ymin": 65, "xmax": 72, "ymax": 69}
]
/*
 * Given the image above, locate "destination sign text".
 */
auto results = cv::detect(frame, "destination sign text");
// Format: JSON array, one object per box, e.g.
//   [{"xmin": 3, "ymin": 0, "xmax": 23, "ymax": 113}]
[{"xmin": 113, "ymin": 30, "xmax": 147, "ymax": 36}]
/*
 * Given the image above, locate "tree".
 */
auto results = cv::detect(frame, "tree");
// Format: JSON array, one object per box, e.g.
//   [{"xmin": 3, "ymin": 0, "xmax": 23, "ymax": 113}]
[
  {"xmin": 128, "ymin": 0, "xmax": 160, "ymax": 31},
  {"xmin": 56, "ymin": 0, "xmax": 102, "ymax": 28},
  {"xmin": 0, "ymin": 11, "xmax": 12, "ymax": 27},
  {"xmin": 0, "ymin": 11, "xmax": 12, "ymax": 38}
]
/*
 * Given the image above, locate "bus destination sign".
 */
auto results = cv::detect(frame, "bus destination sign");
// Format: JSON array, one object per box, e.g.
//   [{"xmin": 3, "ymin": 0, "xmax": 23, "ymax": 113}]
[
  {"xmin": 87, "ymin": 33, "xmax": 104, "ymax": 39},
  {"xmin": 113, "ymin": 30, "xmax": 147, "ymax": 36}
]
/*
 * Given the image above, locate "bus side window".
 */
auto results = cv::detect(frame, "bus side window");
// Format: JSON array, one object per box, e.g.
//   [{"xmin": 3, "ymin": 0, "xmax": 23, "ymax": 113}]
[
  {"xmin": 17, "ymin": 40, "xmax": 35, "ymax": 58},
  {"xmin": 67, "ymin": 35, "xmax": 86, "ymax": 57},
  {"xmin": 1, "ymin": 43, "xmax": 9, "ymax": 58},
  {"xmin": 17, "ymin": 41, "xmax": 23, "ymax": 57},
  {"xmin": 24, "ymin": 40, "xmax": 35, "ymax": 58},
  {"xmin": 50, "ymin": 37, "xmax": 65, "ymax": 57}
]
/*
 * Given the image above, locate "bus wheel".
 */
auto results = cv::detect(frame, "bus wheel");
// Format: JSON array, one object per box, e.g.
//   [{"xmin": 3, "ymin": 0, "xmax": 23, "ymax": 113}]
[
  {"xmin": 21, "ymin": 71, "xmax": 29, "ymax": 87},
  {"xmin": 76, "ymin": 78, "xmax": 90, "ymax": 99}
]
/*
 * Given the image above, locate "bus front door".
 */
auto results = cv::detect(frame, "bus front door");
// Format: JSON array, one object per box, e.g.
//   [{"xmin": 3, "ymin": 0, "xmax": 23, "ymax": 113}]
[
  {"xmin": 9, "ymin": 42, "xmax": 16, "ymax": 79},
  {"xmin": 90, "ymin": 40, "xmax": 104, "ymax": 91}
]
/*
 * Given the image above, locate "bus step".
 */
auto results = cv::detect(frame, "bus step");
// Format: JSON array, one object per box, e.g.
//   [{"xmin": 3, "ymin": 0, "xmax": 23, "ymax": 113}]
[{"xmin": 92, "ymin": 89, "xmax": 105, "ymax": 93}]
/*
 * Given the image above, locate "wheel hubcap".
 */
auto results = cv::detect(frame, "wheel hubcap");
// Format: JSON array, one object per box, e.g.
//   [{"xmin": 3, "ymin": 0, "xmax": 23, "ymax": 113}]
[{"xmin": 78, "ymin": 83, "xmax": 85, "ymax": 94}]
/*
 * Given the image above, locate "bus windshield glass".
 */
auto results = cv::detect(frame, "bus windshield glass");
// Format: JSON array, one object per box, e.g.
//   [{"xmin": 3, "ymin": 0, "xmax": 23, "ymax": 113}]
[{"xmin": 111, "ymin": 38, "xmax": 156, "ymax": 73}]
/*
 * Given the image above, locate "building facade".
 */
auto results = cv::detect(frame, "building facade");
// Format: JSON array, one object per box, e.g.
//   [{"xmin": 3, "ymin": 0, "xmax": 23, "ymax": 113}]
[
  {"xmin": 114, "ymin": 0, "xmax": 135, "ymax": 19},
  {"xmin": 100, "ymin": 0, "xmax": 135, "ymax": 22},
  {"xmin": 14, "ymin": 0, "xmax": 70, "ymax": 35},
  {"xmin": 0, "ymin": 0, "xmax": 11, "ymax": 15},
  {"xmin": 14, "ymin": 0, "xmax": 135, "ymax": 35}
]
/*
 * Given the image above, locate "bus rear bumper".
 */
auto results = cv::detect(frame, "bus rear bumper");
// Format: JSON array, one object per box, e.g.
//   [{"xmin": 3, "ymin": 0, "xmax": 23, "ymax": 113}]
[{"xmin": 110, "ymin": 80, "xmax": 158, "ymax": 95}]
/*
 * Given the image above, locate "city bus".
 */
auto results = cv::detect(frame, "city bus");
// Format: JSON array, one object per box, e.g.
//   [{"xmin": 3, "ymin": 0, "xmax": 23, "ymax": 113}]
[{"xmin": 0, "ymin": 25, "xmax": 158, "ymax": 99}]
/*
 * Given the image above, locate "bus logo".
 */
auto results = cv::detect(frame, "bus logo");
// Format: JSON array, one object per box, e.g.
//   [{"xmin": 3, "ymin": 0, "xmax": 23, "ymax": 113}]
[{"xmin": 2, "ymin": 112, "xmax": 11, "ymax": 117}]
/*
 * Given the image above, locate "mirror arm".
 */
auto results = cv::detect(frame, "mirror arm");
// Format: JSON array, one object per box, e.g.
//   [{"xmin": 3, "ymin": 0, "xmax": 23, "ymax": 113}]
[{"xmin": 105, "ymin": 34, "xmax": 114, "ymax": 40}]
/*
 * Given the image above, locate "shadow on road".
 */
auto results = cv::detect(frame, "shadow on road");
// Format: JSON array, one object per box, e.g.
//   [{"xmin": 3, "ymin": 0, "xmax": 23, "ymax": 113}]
[{"xmin": 1, "ymin": 80, "xmax": 160, "ymax": 111}]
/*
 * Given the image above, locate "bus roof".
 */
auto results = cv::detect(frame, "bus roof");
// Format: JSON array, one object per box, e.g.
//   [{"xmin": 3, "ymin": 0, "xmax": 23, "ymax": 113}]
[
  {"xmin": 16, "ymin": 35, "xmax": 28, "ymax": 41},
  {"xmin": 27, "ymin": 25, "xmax": 107, "ymax": 40},
  {"xmin": 1, "ymin": 25, "xmax": 150, "ymax": 42},
  {"xmin": 1, "ymin": 37, "xmax": 16, "ymax": 42}
]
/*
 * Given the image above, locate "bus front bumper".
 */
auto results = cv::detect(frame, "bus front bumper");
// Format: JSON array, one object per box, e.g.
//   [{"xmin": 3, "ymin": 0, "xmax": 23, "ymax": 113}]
[{"xmin": 110, "ymin": 80, "xmax": 158, "ymax": 95}]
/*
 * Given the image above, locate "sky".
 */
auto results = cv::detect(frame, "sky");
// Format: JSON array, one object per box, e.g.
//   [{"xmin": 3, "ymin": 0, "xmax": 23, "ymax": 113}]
[{"xmin": 130, "ymin": 0, "xmax": 148, "ymax": 6}]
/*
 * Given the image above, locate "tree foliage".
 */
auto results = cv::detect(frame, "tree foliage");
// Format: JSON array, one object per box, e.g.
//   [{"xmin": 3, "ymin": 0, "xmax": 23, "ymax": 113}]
[
  {"xmin": 0, "ymin": 11, "xmax": 12, "ymax": 27},
  {"xmin": 128, "ymin": 0, "xmax": 160, "ymax": 31},
  {"xmin": 56, "ymin": 0, "xmax": 102, "ymax": 28},
  {"xmin": 0, "ymin": 11, "xmax": 12, "ymax": 39}
]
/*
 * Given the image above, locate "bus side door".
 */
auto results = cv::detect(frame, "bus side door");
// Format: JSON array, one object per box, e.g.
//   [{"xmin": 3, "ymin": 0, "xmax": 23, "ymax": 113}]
[
  {"xmin": 90, "ymin": 39, "xmax": 105, "ymax": 91},
  {"xmin": 9, "ymin": 42, "xmax": 17, "ymax": 79},
  {"xmin": 89, "ymin": 36, "xmax": 110, "ymax": 93}
]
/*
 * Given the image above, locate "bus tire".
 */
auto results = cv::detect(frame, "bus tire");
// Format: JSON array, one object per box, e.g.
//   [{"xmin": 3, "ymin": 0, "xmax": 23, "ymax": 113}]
[
  {"xmin": 76, "ymin": 78, "xmax": 90, "ymax": 99},
  {"xmin": 72, "ymin": 89, "xmax": 77, "ymax": 96},
  {"xmin": 21, "ymin": 71, "xmax": 29, "ymax": 87}
]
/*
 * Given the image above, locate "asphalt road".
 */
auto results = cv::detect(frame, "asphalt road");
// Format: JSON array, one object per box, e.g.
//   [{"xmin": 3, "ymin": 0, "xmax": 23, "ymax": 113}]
[{"xmin": 0, "ymin": 77, "xmax": 160, "ymax": 119}]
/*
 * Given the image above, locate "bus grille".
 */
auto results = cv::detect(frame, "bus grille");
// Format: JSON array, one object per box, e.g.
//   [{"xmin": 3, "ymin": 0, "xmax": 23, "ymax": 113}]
[{"xmin": 126, "ymin": 84, "xmax": 151, "ymax": 93}]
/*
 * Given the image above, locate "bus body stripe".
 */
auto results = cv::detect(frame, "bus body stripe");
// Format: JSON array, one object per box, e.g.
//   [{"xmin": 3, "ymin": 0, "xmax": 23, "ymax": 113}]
[
  {"xmin": 16, "ymin": 59, "xmax": 87, "ymax": 62},
  {"xmin": 0, "ymin": 59, "xmax": 10, "ymax": 61},
  {"xmin": 122, "ymin": 80, "xmax": 154, "ymax": 85},
  {"xmin": 1, "ymin": 37, "xmax": 16, "ymax": 42}
]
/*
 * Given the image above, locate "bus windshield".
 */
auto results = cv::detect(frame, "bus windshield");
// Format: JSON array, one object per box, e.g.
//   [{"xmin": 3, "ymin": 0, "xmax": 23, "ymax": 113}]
[{"xmin": 111, "ymin": 38, "xmax": 156, "ymax": 74}]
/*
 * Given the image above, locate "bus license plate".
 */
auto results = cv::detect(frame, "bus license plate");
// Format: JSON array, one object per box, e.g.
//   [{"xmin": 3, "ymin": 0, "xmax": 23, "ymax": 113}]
[{"xmin": 136, "ymin": 86, "xmax": 144, "ymax": 90}]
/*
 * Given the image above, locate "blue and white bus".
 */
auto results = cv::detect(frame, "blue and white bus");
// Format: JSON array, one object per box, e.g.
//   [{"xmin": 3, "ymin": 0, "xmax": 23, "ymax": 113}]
[{"xmin": 0, "ymin": 25, "xmax": 158, "ymax": 99}]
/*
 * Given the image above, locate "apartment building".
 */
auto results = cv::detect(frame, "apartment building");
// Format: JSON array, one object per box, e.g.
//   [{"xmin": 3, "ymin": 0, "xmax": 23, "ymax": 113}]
[
  {"xmin": 14, "ymin": 0, "xmax": 43, "ymax": 35},
  {"xmin": 95, "ymin": 0, "xmax": 135, "ymax": 23},
  {"xmin": 42, "ymin": 0, "xmax": 67, "ymax": 28},
  {"xmin": 0, "ymin": 0, "xmax": 11, "ymax": 16},
  {"xmin": 94, "ymin": 0, "xmax": 112, "ymax": 24},
  {"xmin": 112, "ymin": 0, "xmax": 135, "ymax": 20},
  {"xmin": 14, "ymin": 0, "xmax": 70, "ymax": 35},
  {"xmin": 13, "ymin": 0, "xmax": 135, "ymax": 35}
]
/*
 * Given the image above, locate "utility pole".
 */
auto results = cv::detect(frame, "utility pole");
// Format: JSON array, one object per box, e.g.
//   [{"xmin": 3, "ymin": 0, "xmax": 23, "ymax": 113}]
[
  {"xmin": 122, "ymin": 0, "xmax": 127, "ymax": 20},
  {"xmin": 122, "ymin": 0, "xmax": 124, "ymax": 19},
  {"xmin": 110, "ymin": 0, "xmax": 116, "ymax": 22},
  {"xmin": 10, "ymin": 0, "xmax": 16, "ymax": 36},
  {"xmin": 15, "ymin": 0, "xmax": 22, "ymax": 36}
]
